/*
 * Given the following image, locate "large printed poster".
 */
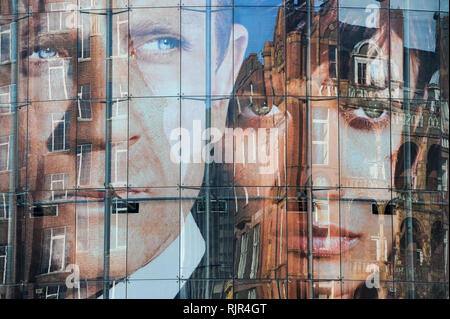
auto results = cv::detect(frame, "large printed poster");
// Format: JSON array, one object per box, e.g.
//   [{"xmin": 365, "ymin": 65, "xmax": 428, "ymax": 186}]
[{"xmin": 0, "ymin": 0, "xmax": 448, "ymax": 299}]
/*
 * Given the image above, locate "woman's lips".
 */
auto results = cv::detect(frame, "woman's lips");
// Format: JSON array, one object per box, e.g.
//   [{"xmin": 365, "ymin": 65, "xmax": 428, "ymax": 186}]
[{"xmin": 290, "ymin": 224, "xmax": 362, "ymax": 257}]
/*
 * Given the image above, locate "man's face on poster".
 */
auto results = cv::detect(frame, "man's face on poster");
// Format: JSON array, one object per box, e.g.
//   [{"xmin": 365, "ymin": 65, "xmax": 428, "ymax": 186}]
[{"xmin": 26, "ymin": 0, "xmax": 247, "ymax": 282}]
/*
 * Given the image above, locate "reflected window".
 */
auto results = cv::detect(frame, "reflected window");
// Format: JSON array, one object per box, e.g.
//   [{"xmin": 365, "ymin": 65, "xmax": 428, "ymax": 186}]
[
  {"xmin": 0, "ymin": 135, "xmax": 9, "ymax": 171},
  {"xmin": 111, "ymin": 202, "xmax": 126, "ymax": 250},
  {"xmin": 352, "ymin": 41, "xmax": 386, "ymax": 87},
  {"xmin": 394, "ymin": 142, "xmax": 418, "ymax": 189},
  {"xmin": 329, "ymin": 45, "xmax": 337, "ymax": 79},
  {"xmin": 77, "ymin": 144, "xmax": 92, "ymax": 186},
  {"xmin": 44, "ymin": 2, "xmax": 73, "ymax": 33},
  {"xmin": 114, "ymin": 14, "xmax": 128, "ymax": 58},
  {"xmin": 76, "ymin": 202, "xmax": 89, "ymax": 252},
  {"xmin": 315, "ymin": 281, "xmax": 335, "ymax": 299},
  {"xmin": 45, "ymin": 173, "xmax": 68, "ymax": 201},
  {"xmin": 112, "ymin": 142, "xmax": 127, "ymax": 186},
  {"xmin": 0, "ymin": 85, "xmax": 10, "ymax": 113},
  {"xmin": 0, "ymin": 246, "xmax": 6, "ymax": 284},
  {"xmin": 249, "ymin": 224, "xmax": 260, "ymax": 279},
  {"xmin": 426, "ymin": 144, "xmax": 443, "ymax": 190},
  {"xmin": 32, "ymin": 205, "xmax": 58, "ymax": 218},
  {"xmin": 0, "ymin": 24, "xmax": 11, "ymax": 63},
  {"xmin": 312, "ymin": 107, "xmax": 329, "ymax": 165},
  {"xmin": 370, "ymin": 233, "xmax": 388, "ymax": 262},
  {"xmin": 45, "ymin": 286, "xmax": 60, "ymax": 299},
  {"xmin": 48, "ymin": 60, "xmax": 69, "ymax": 100},
  {"xmin": 41, "ymin": 227, "xmax": 69, "ymax": 274},
  {"xmin": 78, "ymin": 11, "xmax": 91, "ymax": 60},
  {"xmin": 112, "ymin": 84, "xmax": 128, "ymax": 118},
  {"xmin": 50, "ymin": 112, "xmax": 70, "ymax": 152},
  {"xmin": 237, "ymin": 232, "xmax": 249, "ymax": 278},
  {"xmin": 77, "ymin": 85, "xmax": 92, "ymax": 120},
  {"xmin": 0, "ymin": 193, "xmax": 7, "ymax": 219},
  {"xmin": 43, "ymin": 285, "xmax": 68, "ymax": 299}
]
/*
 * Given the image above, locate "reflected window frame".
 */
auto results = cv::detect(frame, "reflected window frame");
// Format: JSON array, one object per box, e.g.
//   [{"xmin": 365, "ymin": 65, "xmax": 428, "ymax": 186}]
[
  {"xmin": 41, "ymin": 226, "xmax": 69, "ymax": 274},
  {"xmin": 0, "ymin": 84, "xmax": 11, "ymax": 113},
  {"xmin": 76, "ymin": 143, "xmax": 92, "ymax": 187},
  {"xmin": 0, "ymin": 135, "xmax": 10, "ymax": 171},
  {"xmin": 77, "ymin": 84, "xmax": 92, "ymax": 120},
  {"xmin": 0, "ymin": 245, "xmax": 6, "ymax": 284},
  {"xmin": 0, "ymin": 23, "xmax": 11, "ymax": 64}
]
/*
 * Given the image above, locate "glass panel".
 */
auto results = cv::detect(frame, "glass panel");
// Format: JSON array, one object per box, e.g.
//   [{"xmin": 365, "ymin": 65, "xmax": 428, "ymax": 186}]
[
  {"xmin": 127, "ymin": 188, "xmax": 180, "ymax": 280},
  {"xmin": 339, "ymin": 8, "xmax": 390, "ymax": 99},
  {"xmin": 1, "ymin": 0, "xmax": 448, "ymax": 300},
  {"xmin": 233, "ymin": 280, "xmax": 287, "ymax": 299},
  {"xmin": 340, "ymin": 188, "xmax": 394, "ymax": 282},
  {"xmin": 339, "ymin": 98, "xmax": 392, "ymax": 189}
]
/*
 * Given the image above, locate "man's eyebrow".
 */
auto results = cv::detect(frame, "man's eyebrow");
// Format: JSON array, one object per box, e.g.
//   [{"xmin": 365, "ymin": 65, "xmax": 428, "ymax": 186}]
[
  {"xmin": 130, "ymin": 19, "xmax": 180, "ymax": 37},
  {"xmin": 131, "ymin": 26, "xmax": 180, "ymax": 37}
]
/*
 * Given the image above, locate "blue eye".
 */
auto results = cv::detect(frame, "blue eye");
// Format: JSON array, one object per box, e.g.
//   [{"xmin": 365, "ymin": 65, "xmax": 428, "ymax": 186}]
[
  {"xmin": 37, "ymin": 48, "xmax": 57, "ymax": 59},
  {"xmin": 157, "ymin": 38, "xmax": 179, "ymax": 50}
]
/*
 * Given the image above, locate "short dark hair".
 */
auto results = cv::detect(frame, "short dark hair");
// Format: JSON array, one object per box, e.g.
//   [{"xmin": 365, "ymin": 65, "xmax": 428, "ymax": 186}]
[{"xmin": 216, "ymin": 0, "xmax": 233, "ymax": 66}]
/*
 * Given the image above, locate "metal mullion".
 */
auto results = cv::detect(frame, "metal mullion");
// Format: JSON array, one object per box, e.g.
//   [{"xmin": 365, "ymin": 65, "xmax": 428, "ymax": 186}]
[
  {"xmin": 305, "ymin": 0, "xmax": 314, "ymax": 299},
  {"xmin": 103, "ymin": 0, "xmax": 114, "ymax": 299}
]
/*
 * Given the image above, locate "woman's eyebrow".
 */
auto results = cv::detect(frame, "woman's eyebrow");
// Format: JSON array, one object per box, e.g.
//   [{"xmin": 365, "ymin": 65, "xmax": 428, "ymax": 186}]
[{"xmin": 34, "ymin": 33, "xmax": 73, "ymax": 47}]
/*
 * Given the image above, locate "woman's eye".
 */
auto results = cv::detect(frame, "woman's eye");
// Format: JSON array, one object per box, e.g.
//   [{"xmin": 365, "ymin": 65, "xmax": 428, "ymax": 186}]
[
  {"xmin": 343, "ymin": 106, "xmax": 390, "ymax": 131},
  {"xmin": 30, "ymin": 47, "xmax": 58, "ymax": 59},
  {"xmin": 361, "ymin": 107, "xmax": 384, "ymax": 119}
]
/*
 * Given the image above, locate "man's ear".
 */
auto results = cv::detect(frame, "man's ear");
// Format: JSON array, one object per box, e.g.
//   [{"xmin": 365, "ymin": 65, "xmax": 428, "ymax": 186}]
[{"xmin": 214, "ymin": 23, "xmax": 248, "ymax": 97}]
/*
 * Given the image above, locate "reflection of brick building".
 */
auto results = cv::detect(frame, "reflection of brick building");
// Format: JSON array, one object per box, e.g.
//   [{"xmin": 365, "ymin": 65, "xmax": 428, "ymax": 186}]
[
  {"xmin": 0, "ymin": 0, "xmax": 130, "ymax": 298},
  {"xmin": 231, "ymin": 0, "xmax": 448, "ymax": 299}
]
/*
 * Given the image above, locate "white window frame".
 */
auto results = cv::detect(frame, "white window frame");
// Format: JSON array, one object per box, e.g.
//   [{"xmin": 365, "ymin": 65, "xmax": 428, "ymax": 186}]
[
  {"xmin": 329, "ymin": 44, "xmax": 338, "ymax": 79},
  {"xmin": 355, "ymin": 57, "xmax": 370, "ymax": 85},
  {"xmin": 48, "ymin": 60, "xmax": 68, "ymax": 100},
  {"xmin": 114, "ymin": 14, "xmax": 128, "ymax": 58},
  {"xmin": 77, "ymin": 144, "xmax": 92, "ymax": 186},
  {"xmin": 249, "ymin": 224, "xmax": 260, "ymax": 279},
  {"xmin": 51, "ymin": 113, "xmax": 68, "ymax": 152},
  {"xmin": 441, "ymin": 159, "xmax": 448, "ymax": 191},
  {"xmin": 111, "ymin": 201, "xmax": 126, "ymax": 250},
  {"xmin": 77, "ymin": 85, "xmax": 92, "ymax": 120},
  {"xmin": 50, "ymin": 173, "xmax": 68, "ymax": 201},
  {"xmin": 76, "ymin": 202, "xmax": 89, "ymax": 252},
  {"xmin": 370, "ymin": 234, "xmax": 388, "ymax": 262},
  {"xmin": 112, "ymin": 142, "xmax": 127, "ymax": 186},
  {"xmin": 0, "ymin": 24, "xmax": 11, "ymax": 64},
  {"xmin": 0, "ymin": 85, "xmax": 11, "ymax": 113},
  {"xmin": 353, "ymin": 41, "xmax": 386, "ymax": 88},
  {"xmin": 237, "ymin": 232, "xmax": 249, "ymax": 279},
  {"xmin": 45, "ymin": 227, "xmax": 67, "ymax": 274},
  {"xmin": 312, "ymin": 108, "xmax": 329, "ymax": 166},
  {"xmin": 112, "ymin": 85, "xmax": 128, "ymax": 119},
  {"xmin": 315, "ymin": 197, "xmax": 331, "ymax": 250},
  {"xmin": 78, "ymin": 11, "xmax": 91, "ymax": 61},
  {"xmin": 0, "ymin": 135, "xmax": 10, "ymax": 171},
  {"xmin": 45, "ymin": 285, "xmax": 60, "ymax": 299},
  {"xmin": 45, "ymin": 2, "xmax": 72, "ymax": 33},
  {"xmin": 0, "ymin": 245, "xmax": 6, "ymax": 284},
  {"xmin": 0, "ymin": 193, "xmax": 7, "ymax": 219}
]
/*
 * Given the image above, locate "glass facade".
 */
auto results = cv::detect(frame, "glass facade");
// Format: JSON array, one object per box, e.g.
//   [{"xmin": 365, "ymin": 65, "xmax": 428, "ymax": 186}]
[{"xmin": 0, "ymin": 0, "xmax": 448, "ymax": 299}]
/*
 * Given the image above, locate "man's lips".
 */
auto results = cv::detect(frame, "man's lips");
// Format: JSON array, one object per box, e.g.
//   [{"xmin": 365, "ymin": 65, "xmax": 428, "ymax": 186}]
[{"xmin": 290, "ymin": 224, "xmax": 362, "ymax": 257}]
